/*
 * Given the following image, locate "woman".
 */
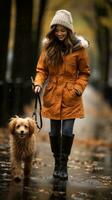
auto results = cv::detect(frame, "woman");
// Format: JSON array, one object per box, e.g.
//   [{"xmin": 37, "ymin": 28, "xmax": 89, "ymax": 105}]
[{"xmin": 34, "ymin": 10, "xmax": 90, "ymax": 180}]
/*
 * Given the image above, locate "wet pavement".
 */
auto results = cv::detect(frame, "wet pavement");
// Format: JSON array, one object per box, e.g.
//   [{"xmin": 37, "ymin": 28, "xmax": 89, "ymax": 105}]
[{"xmin": 0, "ymin": 86, "xmax": 112, "ymax": 200}]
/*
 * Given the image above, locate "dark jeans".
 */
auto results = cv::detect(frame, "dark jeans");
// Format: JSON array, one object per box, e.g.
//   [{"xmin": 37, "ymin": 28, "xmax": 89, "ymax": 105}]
[{"xmin": 50, "ymin": 119, "xmax": 75, "ymax": 137}]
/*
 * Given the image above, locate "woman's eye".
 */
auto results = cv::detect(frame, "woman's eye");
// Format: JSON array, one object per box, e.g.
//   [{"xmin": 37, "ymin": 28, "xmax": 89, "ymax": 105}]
[{"xmin": 55, "ymin": 30, "xmax": 65, "ymax": 33}]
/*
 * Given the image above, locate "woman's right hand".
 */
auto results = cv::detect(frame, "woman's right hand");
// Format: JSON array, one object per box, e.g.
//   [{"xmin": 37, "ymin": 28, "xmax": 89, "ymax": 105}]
[{"xmin": 34, "ymin": 85, "xmax": 41, "ymax": 93}]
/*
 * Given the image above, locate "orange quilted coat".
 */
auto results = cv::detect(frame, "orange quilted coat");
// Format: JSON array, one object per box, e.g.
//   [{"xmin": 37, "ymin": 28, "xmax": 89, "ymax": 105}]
[{"xmin": 34, "ymin": 47, "xmax": 90, "ymax": 120}]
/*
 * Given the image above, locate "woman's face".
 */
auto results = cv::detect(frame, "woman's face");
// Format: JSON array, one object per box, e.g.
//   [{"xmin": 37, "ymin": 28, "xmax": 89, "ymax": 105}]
[{"xmin": 55, "ymin": 25, "xmax": 67, "ymax": 41}]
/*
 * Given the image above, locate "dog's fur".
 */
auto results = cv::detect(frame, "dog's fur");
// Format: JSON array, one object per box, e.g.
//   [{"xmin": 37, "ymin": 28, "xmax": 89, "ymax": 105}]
[{"xmin": 8, "ymin": 116, "xmax": 37, "ymax": 181}]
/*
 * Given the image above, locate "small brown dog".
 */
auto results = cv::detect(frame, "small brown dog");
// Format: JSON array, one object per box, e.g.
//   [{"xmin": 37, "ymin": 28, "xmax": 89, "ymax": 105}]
[{"xmin": 8, "ymin": 116, "xmax": 37, "ymax": 181}]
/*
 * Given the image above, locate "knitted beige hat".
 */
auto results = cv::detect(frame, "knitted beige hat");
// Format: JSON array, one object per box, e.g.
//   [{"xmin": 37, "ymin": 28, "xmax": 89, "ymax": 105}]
[{"xmin": 50, "ymin": 10, "xmax": 74, "ymax": 32}]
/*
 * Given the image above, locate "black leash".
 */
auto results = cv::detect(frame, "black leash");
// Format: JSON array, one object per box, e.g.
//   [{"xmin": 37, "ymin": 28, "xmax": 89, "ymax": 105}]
[
  {"xmin": 32, "ymin": 93, "xmax": 42, "ymax": 130},
  {"xmin": 31, "ymin": 77, "xmax": 43, "ymax": 130}
]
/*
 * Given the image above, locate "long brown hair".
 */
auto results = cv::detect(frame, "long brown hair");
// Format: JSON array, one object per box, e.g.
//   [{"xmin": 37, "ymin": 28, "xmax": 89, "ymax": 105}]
[{"xmin": 45, "ymin": 25, "xmax": 79, "ymax": 67}]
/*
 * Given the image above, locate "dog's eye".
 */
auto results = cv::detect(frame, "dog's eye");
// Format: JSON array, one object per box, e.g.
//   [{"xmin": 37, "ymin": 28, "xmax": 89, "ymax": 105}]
[
  {"xmin": 25, "ymin": 125, "xmax": 28, "ymax": 129},
  {"xmin": 16, "ymin": 125, "xmax": 20, "ymax": 129}
]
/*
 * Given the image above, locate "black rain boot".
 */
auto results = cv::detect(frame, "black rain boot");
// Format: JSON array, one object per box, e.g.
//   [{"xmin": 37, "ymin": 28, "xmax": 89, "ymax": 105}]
[
  {"xmin": 49, "ymin": 133, "xmax": 61, "ymax": 178},
  {"xmin": 59, "ymin": 134, "xmax": 74, "ymax": 180}
]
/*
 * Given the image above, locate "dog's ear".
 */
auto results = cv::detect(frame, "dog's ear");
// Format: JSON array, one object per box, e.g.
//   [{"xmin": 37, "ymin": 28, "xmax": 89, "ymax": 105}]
[
  {"xmin": 8, "ymin": 117, "xmax": 17, "ymax": 135},
  {"xmin": 27, "ymin": 118, "xmax": 36, "ymax": 136}
]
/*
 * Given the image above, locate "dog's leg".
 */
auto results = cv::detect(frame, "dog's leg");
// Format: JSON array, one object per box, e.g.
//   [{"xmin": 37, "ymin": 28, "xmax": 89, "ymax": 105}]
[
  {"xmin": 24, "ymin": 157, "xmax": 32, "ymax": 177},
  {"xmin": 11, "ymin": 159, "xmax": 23, "ymax": 182}
]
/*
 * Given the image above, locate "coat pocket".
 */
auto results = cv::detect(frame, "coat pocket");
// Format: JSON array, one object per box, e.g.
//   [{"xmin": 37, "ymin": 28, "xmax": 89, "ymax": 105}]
[{"xmin": 63, "ymin": 82, "xmax": 80, "ymax": 106}]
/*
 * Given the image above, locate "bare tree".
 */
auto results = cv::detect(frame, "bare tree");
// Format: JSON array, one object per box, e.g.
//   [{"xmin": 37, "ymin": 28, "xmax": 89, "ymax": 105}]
[
  {"xmin": 94, "ymin": 0, "xmax": 110, "ymax": 84},
  {"xmin": 0, "ymin": 0, "xmax": 11, "ymax": 80},
  {"xmin": 0, "ymin": 0, "xmax": 11, "ymax": 126},
  {"xmin": 11, "ymin": 0, "xmax": 33, "ymax": 81}
]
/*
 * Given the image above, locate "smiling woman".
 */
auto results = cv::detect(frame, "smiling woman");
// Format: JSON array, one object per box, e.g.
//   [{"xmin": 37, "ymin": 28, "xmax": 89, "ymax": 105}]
[
  {"xmin": 55, "ymin": 25, "xmax": 67, "ymax": 41},
  {"xmin": 34, "ymin": 9, "xmax": 90, "ymax": 180}
]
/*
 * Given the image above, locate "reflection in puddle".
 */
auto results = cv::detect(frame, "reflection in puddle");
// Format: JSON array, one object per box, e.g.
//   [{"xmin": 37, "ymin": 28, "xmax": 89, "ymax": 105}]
[{"xmin": 49, "ymin": 179, "xmax": 67, "ymax": 200}]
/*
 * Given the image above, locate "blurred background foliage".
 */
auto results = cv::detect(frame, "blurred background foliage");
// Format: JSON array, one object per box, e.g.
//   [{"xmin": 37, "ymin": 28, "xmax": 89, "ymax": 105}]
[{"xmin": 0, "ymin": 0, "xmax": 112, "ymax": 126}]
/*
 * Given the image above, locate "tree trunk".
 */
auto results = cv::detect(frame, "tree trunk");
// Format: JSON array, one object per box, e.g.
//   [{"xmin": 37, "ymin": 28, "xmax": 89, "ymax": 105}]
[
  {"xmin": 12, "ymin": 0, "xmax": 33, "ymax": 81},
  {"xmin": 33, "ymin": 0, "xmax": 48, "ymax": 65},
  {"xmin": 0, "ymin": 0, "xmax": 11, "ymax": 126},
  {"xmin": 94, "ymin": 1, "xmax": 110, "ymax": 84},
  {"xmin": 10, "ymin": 0, "xmax": 33, "ymax": 115},
  {"xmin": 0, "ymin": 0, "xmax": 11, "ymax": 81},
  {"xmin": 94, "ymin": 1, "xmax": 112, "ymax": 106}
]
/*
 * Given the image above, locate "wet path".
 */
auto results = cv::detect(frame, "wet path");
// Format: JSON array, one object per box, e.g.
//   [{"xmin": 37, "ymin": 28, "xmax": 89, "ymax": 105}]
[
  {"xmin": 0, "ymin": 134, "xmax": 112, "ymax": 199},
  {"xmin": 0, "ymin": 86, "xmax": 112, "ymax": 200}
]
